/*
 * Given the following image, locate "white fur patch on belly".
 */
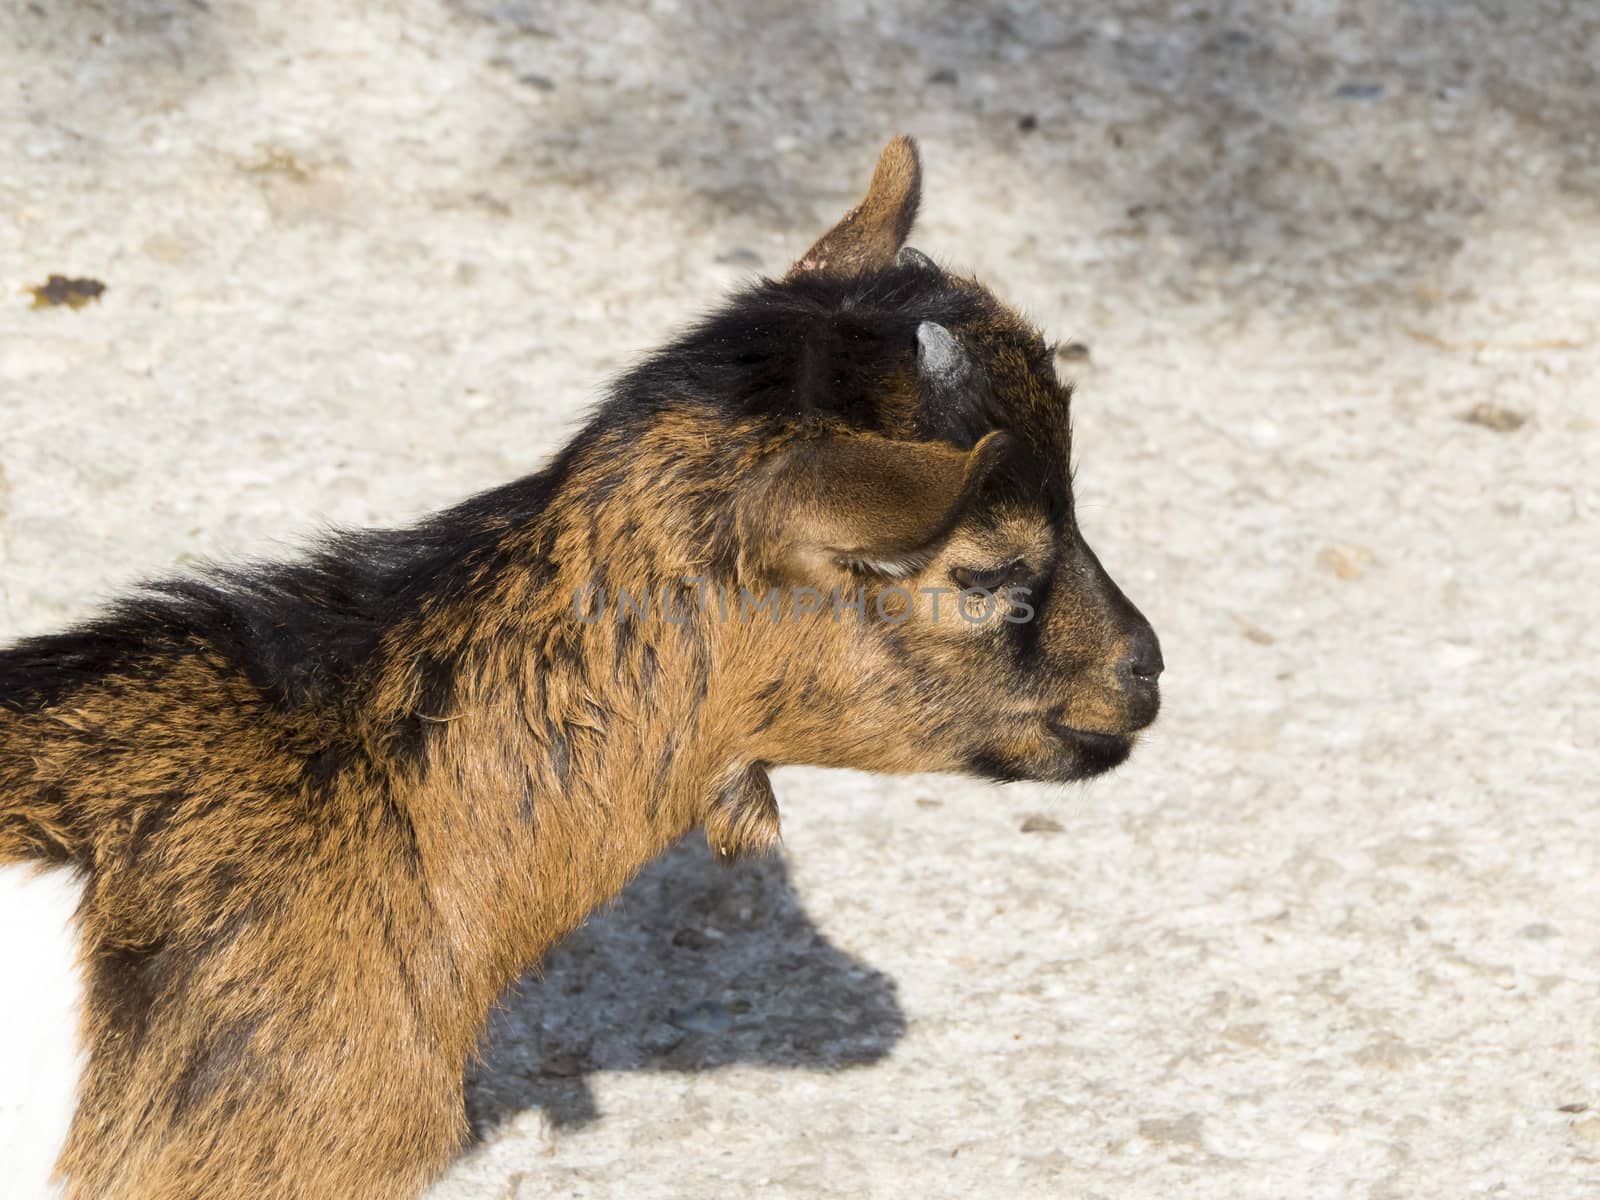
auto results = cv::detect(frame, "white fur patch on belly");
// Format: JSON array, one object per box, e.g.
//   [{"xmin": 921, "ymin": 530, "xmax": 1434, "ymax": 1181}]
[{"xmin": 0, "ymin": 863, "xmax": 85, "ymax": 1200}]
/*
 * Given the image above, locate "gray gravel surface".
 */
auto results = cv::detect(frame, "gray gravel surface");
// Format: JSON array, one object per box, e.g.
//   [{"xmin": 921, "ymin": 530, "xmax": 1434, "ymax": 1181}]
[{"xmin": 4, "ymin": 2, "xmax": 1598, "ymax": 1197}]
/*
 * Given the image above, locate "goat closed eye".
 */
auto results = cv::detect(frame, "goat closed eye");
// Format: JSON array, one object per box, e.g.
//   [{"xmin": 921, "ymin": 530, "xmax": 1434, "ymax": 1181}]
[{"xmin": 950, "ymin": 559, "xmax": 1027, "ymax": 593}]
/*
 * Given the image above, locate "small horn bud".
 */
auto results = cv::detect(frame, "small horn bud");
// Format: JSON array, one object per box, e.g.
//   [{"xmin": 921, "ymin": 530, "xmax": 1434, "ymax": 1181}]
[
  {"xmin": 916, "ymin": 321, "xmax": 971, "ymax": 389},
  {"xmin": 898, "ymin": 246, "xmax": 938, "ymax": 271}
]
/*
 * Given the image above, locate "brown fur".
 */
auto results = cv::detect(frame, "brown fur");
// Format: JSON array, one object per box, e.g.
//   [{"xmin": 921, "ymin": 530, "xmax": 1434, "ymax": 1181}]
[{"xmin": 0, "ymin": 137, "xmax": 1161, "ymax": 1198}]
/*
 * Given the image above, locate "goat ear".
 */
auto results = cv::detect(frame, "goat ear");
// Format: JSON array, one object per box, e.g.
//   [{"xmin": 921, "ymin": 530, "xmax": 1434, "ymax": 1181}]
[
  {"xmin": 755, "ymin": 429, "xmax": 1014, "ymax": 576},
  {"xmin": 788, "ymin": 136, "xmax": 921, "ymax": 278}
]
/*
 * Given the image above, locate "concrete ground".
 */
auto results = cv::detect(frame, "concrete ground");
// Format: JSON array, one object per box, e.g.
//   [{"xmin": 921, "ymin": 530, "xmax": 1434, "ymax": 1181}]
[{"xmin": 3, "ymin": 1, "xmax": 1597, "ymax": 1196}]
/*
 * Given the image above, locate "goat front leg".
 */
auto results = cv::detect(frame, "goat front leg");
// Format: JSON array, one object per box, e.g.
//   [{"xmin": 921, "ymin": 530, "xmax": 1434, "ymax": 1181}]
[{"xmin": 704, "ymin": 762, "xmax": 781, "ymax": 863}]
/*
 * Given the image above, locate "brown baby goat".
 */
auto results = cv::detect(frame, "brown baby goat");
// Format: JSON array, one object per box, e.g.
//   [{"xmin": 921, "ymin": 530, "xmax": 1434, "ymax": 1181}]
[{"xmin": 0, "ymin": 137, "xmax": 1161, "ymax": 1198}]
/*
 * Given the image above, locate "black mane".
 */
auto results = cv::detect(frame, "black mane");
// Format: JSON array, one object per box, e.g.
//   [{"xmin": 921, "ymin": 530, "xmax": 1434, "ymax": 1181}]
[
  {"xmin": 0, "ymin": 466, "xmax": 570, "ymax": 716},
  {"xmin": 607, "ymin": 261, "xmax": 987, "ymax": 431}
]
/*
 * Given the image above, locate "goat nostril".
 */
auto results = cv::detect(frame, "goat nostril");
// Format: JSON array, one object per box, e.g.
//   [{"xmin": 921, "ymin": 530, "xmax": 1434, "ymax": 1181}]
[{"xmin": 1122, "ymin": 633, "xmax": 1164, "ymax": 685}]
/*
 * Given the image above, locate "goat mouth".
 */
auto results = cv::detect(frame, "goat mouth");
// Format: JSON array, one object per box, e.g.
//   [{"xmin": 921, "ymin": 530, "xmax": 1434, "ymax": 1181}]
[{"xmin": 1045, "ymin": 720, "xmax": 1134, "ymax": 775}]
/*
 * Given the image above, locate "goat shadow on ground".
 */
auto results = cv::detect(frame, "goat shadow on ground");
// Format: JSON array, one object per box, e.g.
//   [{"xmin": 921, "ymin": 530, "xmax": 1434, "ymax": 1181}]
[{"xmin": 465, "ymin": 836, "xmax": 905, "ymax": 1133}]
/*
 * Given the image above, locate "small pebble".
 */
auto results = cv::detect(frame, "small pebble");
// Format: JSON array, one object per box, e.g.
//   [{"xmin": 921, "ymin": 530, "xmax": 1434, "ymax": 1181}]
[
  {"xmin": 715, "ymin": 247, "xmax": 763, "ymax": 267},
  {"xmin": 1336, "ymin": 82, "xmax": 1385, "ymax": 100},
  {"xmin": 928, "ymin": 67, "xmax": 958, "ymax": 86},
  {"xmin": 29, "ymin": 275, "xmax": 106, "ymax": 310},
  {"xmin": 536, "ymin": 1050, "xmax": 587, "ymax": 1078},
  {"xmin": 1461, "ymin": 402, "xmax": 1527, "ymax": 433},
  {"xmin": 1017, "ymin": 113, "xmax": 1039, "ymax": 133},
  {"xmin": 1232, "ymin": 613, "xmax": 1275, "ymax": 645},
  {"xmin": 1020, "ymin": 814, "xmax": 1063, "ymax": 834},
  {"xmin": 669, "ymin": 1000, "xmax": 733, "ymax": 1034},
  {"xmin": 642, "ymin": 1024, "xmax": 687, "ymax": 1054},
  {"xmin": 1056, "ymin": 341, "xmax": 1091, "ymax": 362},
  {"xmin": 1317, "ymin": 543, "xmax": 1374, "ymax": 582}
]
